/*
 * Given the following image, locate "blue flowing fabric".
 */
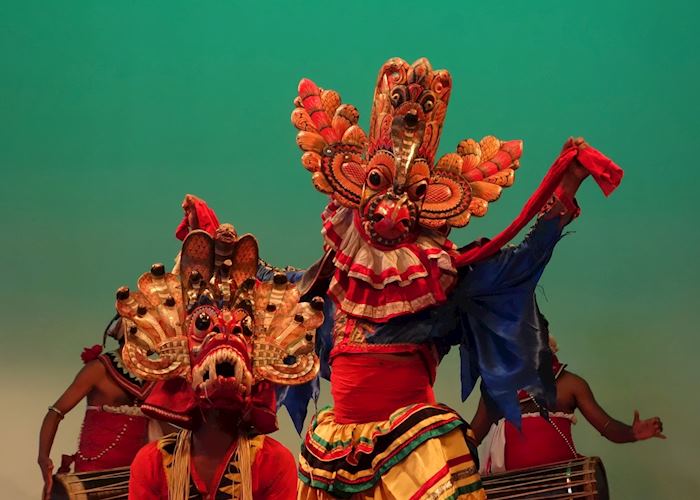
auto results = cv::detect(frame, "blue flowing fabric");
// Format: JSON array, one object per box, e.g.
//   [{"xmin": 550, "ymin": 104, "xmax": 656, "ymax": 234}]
[
  {"xmin": 271, "ymin": 214, "xmax": 567, "ymax": 433},
  {"xmin": 256, "ymin": 263, "xmax": 304, "ymax": 284},
  {"xmin": 451, "ymin": 215, "xmax": 562, "ymax": 425}
]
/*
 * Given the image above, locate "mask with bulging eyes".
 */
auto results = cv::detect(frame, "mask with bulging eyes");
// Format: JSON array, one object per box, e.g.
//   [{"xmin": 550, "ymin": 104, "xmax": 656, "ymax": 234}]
[
  {"xmin": 186, "ymin": 303, "xmax": 255, "ymax": 411},
  {"xmin": 117, "ymin": 226, "xmax": 324, "ymax": 423},
  {"xmin": 293, "ymin": 57, "xmax": 523, "ymax": 248}
]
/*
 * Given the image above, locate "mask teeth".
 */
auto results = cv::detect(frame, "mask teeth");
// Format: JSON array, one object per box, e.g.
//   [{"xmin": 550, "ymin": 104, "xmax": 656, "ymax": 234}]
[
  {"xmin": 244, "ymin": 371, "xmax": 252, "ymax": 395},
  {"xmin": 208, "ymin": 358, "xmax": 217, "ymax": 382},
  {"xmin": 235, "ymin": 360, "xmax": 243, "ymax": 384},
  {"xmin": 194, "ymin": 347, "xmax": 255, "ymax": 396}
]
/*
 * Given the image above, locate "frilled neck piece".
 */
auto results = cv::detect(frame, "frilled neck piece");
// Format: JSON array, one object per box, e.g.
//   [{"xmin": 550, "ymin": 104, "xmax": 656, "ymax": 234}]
[{"xmin": 321, "ymin": 202, "xmax": 458, "ymax": 322}]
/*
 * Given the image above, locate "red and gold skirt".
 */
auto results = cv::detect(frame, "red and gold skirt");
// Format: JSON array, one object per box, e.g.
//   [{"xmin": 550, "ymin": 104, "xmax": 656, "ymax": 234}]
[{"xmin": 298, "ymin": 403, "xmax": 486, "ymax": 499}]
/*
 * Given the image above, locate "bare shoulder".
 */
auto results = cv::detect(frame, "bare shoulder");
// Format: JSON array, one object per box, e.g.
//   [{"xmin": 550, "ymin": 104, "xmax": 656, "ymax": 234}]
[
  {"xmin": 558, "ymin": 369, "xmax": 587, "ymax": 387},
  {"xmin": 83, "ymin": 358, "xmax": 106, "ymax": 373},
  {"xmin": 82, "ymin": 358, "xmax": 129, "ymax": 399},
  {"xmin": 73, "ymin": 359, "xmax": 106, "ymax": 383},
  {"xmin": 557, "ymin": 370, "xmax": 591, "ymax": 398}
]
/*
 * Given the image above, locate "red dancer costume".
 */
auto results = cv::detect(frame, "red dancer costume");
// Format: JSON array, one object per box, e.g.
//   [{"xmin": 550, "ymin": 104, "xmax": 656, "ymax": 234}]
[
  {"xmin": 130, "ymin": 433, "xmax": 296, "ymax": 499},
  {"xmin": 475, "ymin": 336, "xmax": 665, "ymax": 474},
  {"xmin": 72, "ymin": 345, "xmax": 154, "ymax": 472},
  {"xmin": 282, "ymin": 57, "xmax": 624, "ymax": 498},
  {"xmin": 478, "ymin": 355, "xmax": 574, "ymax": 473},
  {"xmin": 120, "ymin": 226, "xmax": 325, "ymax": 499},
  {"xmin": 38, "ymin": 317, "xmax": 155, "ymax": 498}
]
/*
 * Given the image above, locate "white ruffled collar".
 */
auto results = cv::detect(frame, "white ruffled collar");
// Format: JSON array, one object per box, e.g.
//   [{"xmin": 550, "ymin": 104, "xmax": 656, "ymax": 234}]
[{"xmin": 322, "ymin": 205, "xmax": 457, "ymax": 289}]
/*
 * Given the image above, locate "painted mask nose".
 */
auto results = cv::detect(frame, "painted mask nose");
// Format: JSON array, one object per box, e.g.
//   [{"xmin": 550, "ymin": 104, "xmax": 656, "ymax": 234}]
[{"xmin": 372, "ymin": 199, "xmax": 411, "ymax": 241}]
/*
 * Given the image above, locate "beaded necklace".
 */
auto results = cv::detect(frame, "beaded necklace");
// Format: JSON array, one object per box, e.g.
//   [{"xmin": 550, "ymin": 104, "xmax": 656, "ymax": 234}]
[
  {"xmin": 526, "ymin": 392, "xmax": 578, "ymax": 458},
  {"xmin": 77, "ymin": 414, "xmax": 136, "ymax": 462}
]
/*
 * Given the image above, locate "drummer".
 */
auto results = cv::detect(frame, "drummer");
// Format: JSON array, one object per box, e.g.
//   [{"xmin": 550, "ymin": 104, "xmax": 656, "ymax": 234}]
[
  {"xmin": 472, "ymin": 335, "xmax": 665, "ymax": 474},
  {"xmin": 37, "ymin": 315, "xmax": 158, "ymax": 500}
]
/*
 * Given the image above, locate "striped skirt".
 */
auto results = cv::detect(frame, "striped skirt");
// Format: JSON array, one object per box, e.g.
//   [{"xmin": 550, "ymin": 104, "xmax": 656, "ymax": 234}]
[{"xmin": 298, "ymin": 403, "xmax": 486, "ymax": 499}]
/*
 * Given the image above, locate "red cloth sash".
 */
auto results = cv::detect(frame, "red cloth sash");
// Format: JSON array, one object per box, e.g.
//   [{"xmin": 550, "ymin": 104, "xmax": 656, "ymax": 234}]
[
  {"xmin": 455, "ymin": 142, "xmax": 623, "ymax": 267},
  {"xmin": 330, "ymin": 351, "xmax": 437, "ymax": 424}
]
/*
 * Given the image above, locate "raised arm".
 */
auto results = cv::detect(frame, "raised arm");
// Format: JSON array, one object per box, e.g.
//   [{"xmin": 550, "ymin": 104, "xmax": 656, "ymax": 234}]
[
  {"xmin": 552, "ymin": 138, "xmax": 591, "ymax": 213},
  {"xmin": 38, "ymin": 360, "xmax": 104, "ymax": 499},
  {"xmin": 462, "ymin": 146, "xmax": 588, "ymax": 297},
  {"xmin": 453, "ymin": 139, "xmax": 624, "ymax": 426},
  {"xmin": 564, "ymin": 371, "xmax": 665, "ymax": 444},
  {"xmin": 454, "ymin": 136, "xmax": 623, "ymax": 269}
]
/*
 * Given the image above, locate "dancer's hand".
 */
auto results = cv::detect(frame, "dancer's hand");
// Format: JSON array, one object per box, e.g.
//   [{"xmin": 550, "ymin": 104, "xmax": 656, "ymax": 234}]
[
  {"xmin": 555, "ymin": 137, "xmax": 591, "ymax": 204},
  {"xmin": 632, "ymin": 410, "xmax": 666, "ymax": 440},
  {"xmin": 181, "ymin": 194, "xmax": 204, "ymax": 231},
  {"xmin": 563, "ymin": 137, "xmax": 590, "ymax": 178},
  {"xmin": 561, "ymin": 136, "xmax": 589, "ymax": 153},
  {"xmin": 38, "ymin": 455, "xmax": 53, "ymax": 500},
  {"xmin": 182, "ymin": 193, "xmax": 202, "ymax": 211}
]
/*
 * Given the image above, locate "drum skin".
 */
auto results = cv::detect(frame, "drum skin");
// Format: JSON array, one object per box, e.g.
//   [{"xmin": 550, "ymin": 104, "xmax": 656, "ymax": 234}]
[
  {"xmin": 51, "ymin": 467, "xmax": 130, "ymax": 500},
  {"xmin": 481, "ymin": 456, "xmax": 609, "ymax": 500}
]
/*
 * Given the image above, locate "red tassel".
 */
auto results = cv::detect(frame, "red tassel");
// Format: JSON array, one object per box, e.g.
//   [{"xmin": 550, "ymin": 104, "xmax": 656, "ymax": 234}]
[
  {"xmin": 454, "ymin": 143, "xmax": 623, "ymax": 267},
  {"xmin": 81, "ymin": 344, "xmax": 103, "ymax": 364}
]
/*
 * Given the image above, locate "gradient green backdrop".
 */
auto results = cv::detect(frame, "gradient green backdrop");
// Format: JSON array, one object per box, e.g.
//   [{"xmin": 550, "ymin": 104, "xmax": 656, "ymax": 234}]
[{"xmin": 1, "ymin": 1, "xmax": 698, "ymax": 498}]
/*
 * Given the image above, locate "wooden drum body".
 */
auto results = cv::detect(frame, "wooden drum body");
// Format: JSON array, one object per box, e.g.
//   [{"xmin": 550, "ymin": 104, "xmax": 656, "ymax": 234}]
[
  {"xmin": 481, "ymin": 457, "xmax": 609, "ymax": 499},
  {"xmin": 51, "ymin": 467, "xmax": 130, "ymax": 500},
  {"xmin": 49, "ymin": 457, "xmax": 608, "ymax": 499}
]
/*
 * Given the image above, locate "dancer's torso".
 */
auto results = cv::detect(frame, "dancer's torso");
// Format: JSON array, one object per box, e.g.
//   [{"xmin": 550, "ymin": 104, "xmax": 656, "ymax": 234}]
[{"xmin": 330, "ymin": 311, "xmax": 440, "ymax": 424}]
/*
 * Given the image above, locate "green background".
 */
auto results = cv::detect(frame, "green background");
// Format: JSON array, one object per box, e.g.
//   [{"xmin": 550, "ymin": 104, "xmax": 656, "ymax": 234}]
[{"xmin": 1, "ymin": 0, "xmax": 698, "ymax": 497}]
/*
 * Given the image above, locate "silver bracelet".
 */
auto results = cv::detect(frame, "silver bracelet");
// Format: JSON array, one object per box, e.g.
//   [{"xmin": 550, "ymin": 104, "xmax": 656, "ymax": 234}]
[{"xmin": 48, "ymin": 406, "xmax": 64, "ymax": 419}]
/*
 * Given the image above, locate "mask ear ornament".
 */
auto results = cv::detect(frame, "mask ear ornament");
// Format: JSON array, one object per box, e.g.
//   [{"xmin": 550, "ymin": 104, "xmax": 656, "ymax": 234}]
[
  {"xmin": 252, "ymin": 280, "xmax": 324, "ymax": 385},
  {"xmin": 419, "ymin": 136, "xmax": 523, "ymax": 230},
  {"xmin": 117, "ymin": 270, "xmax": 190, "ymax": 381},
  {"xmin": 293, "ymin": 79, "xmax": 367, "ymax": 208}
]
